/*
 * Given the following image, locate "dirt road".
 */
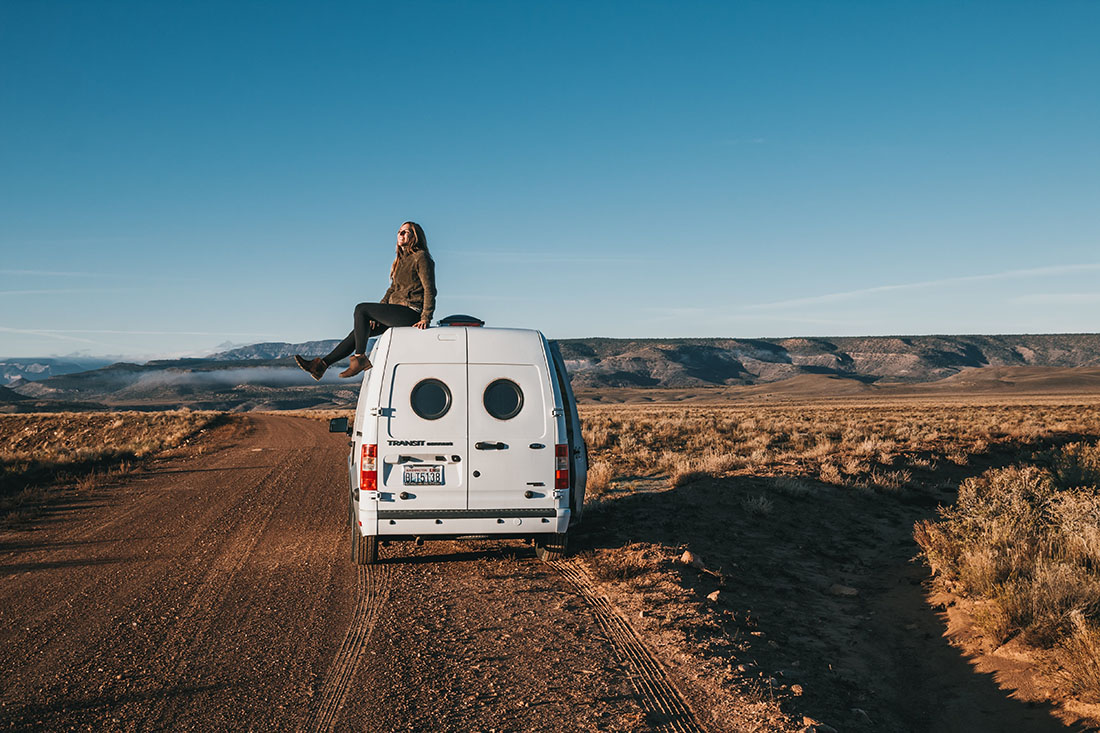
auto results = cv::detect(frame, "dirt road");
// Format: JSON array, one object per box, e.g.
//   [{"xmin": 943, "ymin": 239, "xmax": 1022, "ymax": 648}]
[{"xmin": 0, "ymin": 415, "xmax": 708, "ymax": 732}]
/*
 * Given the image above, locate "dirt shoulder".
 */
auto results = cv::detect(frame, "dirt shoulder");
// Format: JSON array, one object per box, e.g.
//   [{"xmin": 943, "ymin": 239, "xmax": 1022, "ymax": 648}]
[{"xmin": 571, "ymin": 443, "xmax": 1097, "ymax": 732}]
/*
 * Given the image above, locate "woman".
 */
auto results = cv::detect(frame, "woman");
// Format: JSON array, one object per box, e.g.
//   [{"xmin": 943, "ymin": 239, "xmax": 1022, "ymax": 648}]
[{"xmin": 294, "ymin": 221, "xmax": 436, "ymax": 380}]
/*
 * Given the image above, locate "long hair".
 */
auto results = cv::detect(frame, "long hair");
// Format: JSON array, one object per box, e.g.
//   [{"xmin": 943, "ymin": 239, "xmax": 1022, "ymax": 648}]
[{"xmin": 390, "ymin": 221, "xmax": 430, "ymax": 280}]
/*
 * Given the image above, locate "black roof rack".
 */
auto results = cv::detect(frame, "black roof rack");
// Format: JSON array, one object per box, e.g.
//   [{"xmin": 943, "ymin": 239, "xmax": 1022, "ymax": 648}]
[{"xmin": 438, "ymin": 314, "xmax": 485, "ymax": 327}]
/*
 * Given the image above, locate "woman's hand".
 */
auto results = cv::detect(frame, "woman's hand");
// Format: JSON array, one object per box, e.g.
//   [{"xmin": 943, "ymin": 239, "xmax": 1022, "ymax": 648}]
[{"xmin": 414, "ymin": 319, "xmax": 430, "ymax": 330}]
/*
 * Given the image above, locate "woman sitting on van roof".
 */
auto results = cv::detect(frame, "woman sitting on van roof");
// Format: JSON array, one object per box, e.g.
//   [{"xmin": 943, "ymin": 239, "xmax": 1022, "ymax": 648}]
[{"xmin": 294, "ymin": 221, "xmax": 436, "ymax": 380}]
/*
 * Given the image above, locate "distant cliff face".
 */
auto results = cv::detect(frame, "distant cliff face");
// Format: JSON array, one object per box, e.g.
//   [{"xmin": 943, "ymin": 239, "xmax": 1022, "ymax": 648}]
[
  {"xmin": 211, "ymin": 338, "xmax": 383, "ymax": 361},
  {"xmin": 210, "ymin": 341, "xmax": 344, "ymax": 361},
  {"xmin": 1, "ymin": 357, "xmax": 115, "ymax": 385},
  {"xmin": 555, "ymin": 334, "xmax": 1100, "ymax": 388}
]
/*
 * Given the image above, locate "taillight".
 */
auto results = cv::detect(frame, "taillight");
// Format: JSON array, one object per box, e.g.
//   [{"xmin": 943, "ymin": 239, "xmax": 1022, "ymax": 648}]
[
  {"xmin": 555, "ymin": 444, "xmax": 569, "ymax": 490},
  {"xmin": 360, "ymin": 444, "xmax": 377, "ymax": 491}
]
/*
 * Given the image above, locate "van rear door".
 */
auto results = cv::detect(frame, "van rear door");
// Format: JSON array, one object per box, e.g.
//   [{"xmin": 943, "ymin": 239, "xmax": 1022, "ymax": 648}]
[
  {"xmin": 549, "ymin": 341, "xmax": 587, "ymax": 519},
  {"xmin": 377, "ymin": 330, "xmax": 468, "ymax": 511},
  {"xmin": 467, "ymin": 330, "xmax": 555, "ymax": 512}
]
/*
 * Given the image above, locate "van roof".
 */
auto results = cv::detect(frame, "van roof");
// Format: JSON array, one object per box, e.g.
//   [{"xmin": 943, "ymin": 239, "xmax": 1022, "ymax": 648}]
[{"xmin": 384, "ymin": 326, "xmax": 548, "ymax": 365}]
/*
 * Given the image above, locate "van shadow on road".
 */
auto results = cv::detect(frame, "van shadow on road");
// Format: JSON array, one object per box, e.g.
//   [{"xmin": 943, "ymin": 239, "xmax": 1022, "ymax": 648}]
[
  {"xmin": 571, "ymin": 437, "xmax": 1097, "ymax": 732},
  {"xmin": 376, "ymin": 544, "xmax": 529, "ymax": 565},
  {"xmin": 3, "ymin": 681, "xmax": 232, "ymax": 727}
]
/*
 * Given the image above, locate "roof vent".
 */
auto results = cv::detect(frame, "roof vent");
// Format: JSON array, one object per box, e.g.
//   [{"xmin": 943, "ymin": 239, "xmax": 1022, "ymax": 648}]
[{"xmin": 439, "ymin": 314, "xmax": 485, "ymax": 327}]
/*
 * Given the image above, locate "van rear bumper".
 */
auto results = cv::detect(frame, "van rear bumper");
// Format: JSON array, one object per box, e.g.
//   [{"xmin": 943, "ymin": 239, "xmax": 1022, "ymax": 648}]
[{"xmin": 370, "ymin": 508, "xmax": 570, "ymax": 536}]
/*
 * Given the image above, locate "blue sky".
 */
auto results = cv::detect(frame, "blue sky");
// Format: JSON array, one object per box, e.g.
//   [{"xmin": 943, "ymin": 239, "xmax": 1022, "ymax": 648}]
[{"xmin": 2, "ymin": 0, "xmax": 1098, "ymax": 359}]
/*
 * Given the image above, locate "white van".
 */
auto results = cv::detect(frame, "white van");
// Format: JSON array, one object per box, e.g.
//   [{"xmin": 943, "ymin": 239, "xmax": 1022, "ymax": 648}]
[{"xmin": 330, "ymin": 316, "xmax": 587, "ymax": 564}]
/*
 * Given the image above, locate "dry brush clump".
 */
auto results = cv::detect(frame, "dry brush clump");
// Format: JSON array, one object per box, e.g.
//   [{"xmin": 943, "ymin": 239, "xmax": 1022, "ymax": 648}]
[
  {"xmin": 915, "ymin": 441, "xmax": 1100, "ymax": 701},
  {"xmin": 0, "ymin": 411, "xmax": 224, "ymax": 515}
]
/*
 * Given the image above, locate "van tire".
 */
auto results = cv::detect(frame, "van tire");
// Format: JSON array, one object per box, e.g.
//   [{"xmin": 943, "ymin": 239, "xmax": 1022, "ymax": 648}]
[
  {"xmin": 534, "ymin": 532, "xmax": 568, "ymax": 562},
  {"xmin": 351, "ymin": 526, "xmax": 378, "ymax": 565}
]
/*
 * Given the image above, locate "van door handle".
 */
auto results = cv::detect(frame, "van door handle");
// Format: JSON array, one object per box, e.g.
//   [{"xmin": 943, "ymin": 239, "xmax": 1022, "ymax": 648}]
[{"xmin": 475, "ymin": 441, "xmax": 507, "ymax": 450}]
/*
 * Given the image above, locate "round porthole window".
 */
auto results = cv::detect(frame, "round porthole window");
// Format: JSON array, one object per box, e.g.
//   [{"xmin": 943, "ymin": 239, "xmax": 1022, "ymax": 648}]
[
  {"xmin": 484, "ymin": 379, "xmax": 523, "ymax": 420},
  {"xmin": 410, "ymin": 378, "xmax": 452, "ymax": 420}
]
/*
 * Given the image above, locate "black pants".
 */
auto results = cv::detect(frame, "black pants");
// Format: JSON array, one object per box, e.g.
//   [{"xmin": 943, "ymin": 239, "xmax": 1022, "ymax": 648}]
[{"xmin": 322, "ymin": 303, "xmax": 420, "ymax": 365}]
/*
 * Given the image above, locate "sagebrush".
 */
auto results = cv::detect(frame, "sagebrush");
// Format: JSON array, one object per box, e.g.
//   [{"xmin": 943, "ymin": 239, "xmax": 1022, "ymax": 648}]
[{"xmin": 915, "ymin": 441, "xmax": 1100, "ymax": 701}]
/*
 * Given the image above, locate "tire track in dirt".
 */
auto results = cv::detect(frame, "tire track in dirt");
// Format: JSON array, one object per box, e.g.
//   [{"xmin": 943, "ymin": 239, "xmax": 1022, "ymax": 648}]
[
  {"xmin": 302, "ymin": 562, "xmax": 395, "ymax": 733},
  {"xmin": 554, "ymin": 560, "xmax": 708, "ymax": 733},
  {"xmin": 138, "ymin": 421, "xmax": 321, "ymax": 729}
]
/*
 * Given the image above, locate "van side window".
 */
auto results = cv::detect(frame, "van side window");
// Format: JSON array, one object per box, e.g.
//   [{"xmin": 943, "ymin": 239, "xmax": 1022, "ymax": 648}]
[
  {"xmin": 410, "ymin": 378, "xmax": 452, "ymax": 420},
  {"xmin": 483, "ymin": 379, "xmax": 524, "ymax": 420}
]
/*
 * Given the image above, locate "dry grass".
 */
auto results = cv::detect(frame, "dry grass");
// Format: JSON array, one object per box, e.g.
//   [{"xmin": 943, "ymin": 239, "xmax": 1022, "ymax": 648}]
[
  {"xmin": 585, "ymin": 459, "xmax": 615, "ymax": 498},
  {"xmin": 0, "ymin": 410, "xmax": 224, "ymax": 519},
  {"xmin": 580, "ymin": 402, "xmax": 1100, "ymax": 493},
  {"xmin": 915, "ymin": 440, "xmax": 1100, "ymax": 700},
  {"xmin": 260, "ymin": 408, "xmax": 353, "ymax": 422},
  {"xmin": 584, "ymin": 544, "xmax": 658, "ymax": 583}
]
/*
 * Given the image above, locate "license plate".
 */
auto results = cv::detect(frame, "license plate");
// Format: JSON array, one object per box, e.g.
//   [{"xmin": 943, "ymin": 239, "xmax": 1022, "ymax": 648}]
[{"xmin": 403, "ymin": 465, "xmax": 443, "ymax": 486}]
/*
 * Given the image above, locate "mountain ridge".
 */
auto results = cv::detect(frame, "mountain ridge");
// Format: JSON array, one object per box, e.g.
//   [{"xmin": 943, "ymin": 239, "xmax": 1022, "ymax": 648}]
[
  {"xmin": 555, "ymin": 333, "xmax": 1100, "ymax": 388},
  {"xmin": 4, "ymin": 333, "xmax": 1099, "ymax": 412}
]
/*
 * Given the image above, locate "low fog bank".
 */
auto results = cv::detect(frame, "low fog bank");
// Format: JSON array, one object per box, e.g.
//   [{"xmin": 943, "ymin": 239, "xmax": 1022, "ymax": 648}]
[{"xmin": 133, "ymin": 366, "xmax": 336, "ymax": 389}]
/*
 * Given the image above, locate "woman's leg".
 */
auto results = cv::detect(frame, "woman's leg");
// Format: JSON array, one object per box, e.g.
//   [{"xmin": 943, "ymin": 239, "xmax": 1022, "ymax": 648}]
[
  {"xmin": 352, "ymin": 303, "xmax": 421, "ymax": 354},
  {"xmin": 321, "ymin": 332, "xmax": 356, "ymax": 367}
]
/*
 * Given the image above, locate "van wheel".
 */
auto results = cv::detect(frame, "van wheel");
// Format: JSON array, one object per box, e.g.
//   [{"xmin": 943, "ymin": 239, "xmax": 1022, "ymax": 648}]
[
  {"xmin": 534, "ymin": 532, "xmax": 568, "ymax": 562},
  {"xmin": 352, "ymin": 526, "xmax": 378, "ymax": 565}
]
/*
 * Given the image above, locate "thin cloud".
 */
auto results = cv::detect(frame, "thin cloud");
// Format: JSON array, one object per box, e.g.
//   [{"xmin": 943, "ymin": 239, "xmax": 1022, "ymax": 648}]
[
  {"xmin": 0, "ymin": 326, "xmax": 277, "ymax": 337},
  {"xmin": 718, "ymin": 314, "xmax": 859, "ymax": 327},
  {"xmin": 642, "ymin": 306, "xmax": 708, "ymax": 319},
  {"xmin": 0, "ymin": 235, "xmax": 143, "ymax": 248},
  {"xmin": 462, "ymin": 250, "xmax": 661, "ymax": 264},
  {"xmin": 642, "ymin": 307, "xmax": 858, "ymax": 327},
  {"xmin": 1013, "ymin": 292, "xmax": 1100, "ymax": 305},
  {"xmin": 747, "ymin": 263, "xmax": 1100, "ymax": 310},
  {"xmin": 0, "ymin": 327, "xmax": 99, "ymax": 345},
  {"xmin": 0, "ymin": 289, "xmax": 135, "ymax": 296},
  {"xmin": 446, "ymin": 293, "xmax": 531, "ymax": 301},
  {"xmin": 1, "ymin": 269, "xmax": 199, "ymax": 282},
  {"xmin": 0, "ymin": 269, "xmax": 114, "ymax": 278}
]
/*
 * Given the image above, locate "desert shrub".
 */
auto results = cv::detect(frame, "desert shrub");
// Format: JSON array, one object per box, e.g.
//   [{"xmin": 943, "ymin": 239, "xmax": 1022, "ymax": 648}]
[
  {"xmin": 1051, "ymin": 490, "xmax": 1100, "ymax": 567},
  {"xmin": 915, "ymin": 441, "xmax": 1100, "ymax": 697},
  {"xmin": 869, "ymin": 468, "xmax": 911, "ymax": 491},
  {"xmin": 667, "ymin": 448, "xmax": 740, "ymax": 487},
  {"xmin": 670, "ymin": 467, "xmax": 709, "ymax": 488},
  {"xmin": 1062, "ymin": 611, "xmax": 1100, "ymax": 702},
  {"xmin": 998, "ymin": 561, "xmax": 1100, "ymax": 645},
  {"xmin": 1054, "ymin": 441, "xmax": 1100, "ymax": 489},
  {"xmin": 741, "ymin": 494, "xmax": 774, "ymax": 516},
  {"xmin": 818, "ymin": 462, "xmax": 843, "ymax": 485},
  {"xmin": 586, "ymin": 460, "xmax": 614, "ymax": 497},
  {"xmin": 773, "ymin": 476, "xmax": 812, "ymax": 497}
]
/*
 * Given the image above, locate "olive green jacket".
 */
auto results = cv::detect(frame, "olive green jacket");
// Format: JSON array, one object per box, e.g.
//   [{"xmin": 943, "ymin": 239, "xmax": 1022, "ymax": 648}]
[{"xmin": 381, "ymin": 249, "xmax": 437, "ymax": 323}]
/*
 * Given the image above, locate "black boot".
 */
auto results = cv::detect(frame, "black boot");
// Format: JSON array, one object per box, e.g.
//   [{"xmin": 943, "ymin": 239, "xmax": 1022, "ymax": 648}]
[
  {"xmin": 294, "ymin": 355, "xmax": 327, "ymax": 381},
  {"xmin": 339, "ymin": 354, "xmax": 371, "ymax": 378}
]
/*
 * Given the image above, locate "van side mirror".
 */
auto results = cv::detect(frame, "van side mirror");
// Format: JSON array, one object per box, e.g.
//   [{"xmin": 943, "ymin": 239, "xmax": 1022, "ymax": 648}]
[{"xmin": 328, "ymin": 417, "xmax": 349, "ymax": 434}]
